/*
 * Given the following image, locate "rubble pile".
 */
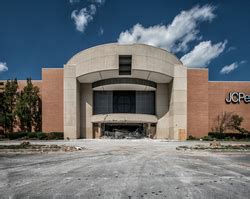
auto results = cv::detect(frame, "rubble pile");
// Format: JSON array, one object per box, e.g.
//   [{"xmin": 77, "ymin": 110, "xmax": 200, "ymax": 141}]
[
  {"xmin": 176, "ymin": 142, "xmax": 250, "ymax": 151},
  {"xmin": 102, "ymin": 128, "xmax": 146, "ymax": 139},
  {"xmin": 0, "ymin": 141, "xmax": 86, "ymax": 152}
]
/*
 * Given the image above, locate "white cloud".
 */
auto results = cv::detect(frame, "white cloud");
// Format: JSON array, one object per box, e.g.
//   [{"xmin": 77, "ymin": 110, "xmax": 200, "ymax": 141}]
[
  {"xmin": 118, "ymin": 4, "xmax": 215, "ymax": 53},
  {"xmin": 220, "ymin": 60, "xmax": 246, "ymax": 74},
  {"xmin": 220, "ymin": 62, "xmax": 239, "ymax": 74},
  {"xmin": 240, "ymin": 60, "xmax": 247, "ymax": 64},
  {"xmin": 180, "ymin": 40, "xmax": 227, "ymax": 67},
  {"xmin": 98, "ymin": 27, "xmax": 104, "ymax": 35},
  {"xmin": 0, "ymin": 62, "xmax": 8, "ymax": 73},
  {"xmin": 227, "ymin": 46, "xmax": 236, "ymax": 52},
  {"xmin": 71, "ymin": 4, "xmax": 96, "ymax": 32},
  {"xmin": 92, "ymin": 0, "xmax": 105, "ymax": 5},
  {"xmin": 69, "ymin": 0, "xmax": 80, "ymax": 4}
]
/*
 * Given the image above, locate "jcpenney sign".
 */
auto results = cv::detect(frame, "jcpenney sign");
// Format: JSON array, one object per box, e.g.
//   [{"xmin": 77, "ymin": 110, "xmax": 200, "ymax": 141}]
[{"xmin": 225, "ymin": 92, "xmax": 250, "ymax": 104}]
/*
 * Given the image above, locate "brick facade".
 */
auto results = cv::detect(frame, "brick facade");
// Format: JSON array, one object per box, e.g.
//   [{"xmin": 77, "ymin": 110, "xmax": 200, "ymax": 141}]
[
  {"xmin": 2, "ymin": 68, "xmax": 249, "ymax": 138},
  {"xmin": 187, "ymin": 69, "xmax": 250, "ymax": 138},
  {"xmin": 187, "ymin": 69, "xmax": 209, "ymax": 138},
  {"xmin": 208, "ymin": 81, "xmax": 250, "ymax": 134},
  {"xmin": 41, "ymin": 68, "xmax": 64, "ymax": 133}
]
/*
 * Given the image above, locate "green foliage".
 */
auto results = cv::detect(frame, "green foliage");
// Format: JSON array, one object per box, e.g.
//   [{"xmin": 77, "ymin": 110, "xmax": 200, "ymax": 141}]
[
  {"xmin": 7, "ymin": 131, "xmax": 63, "ymax": 140},
  {"xmin": 202, "ymin": 136, "xmax": 214, "ymax": 141},
  {"xmin": 27, "ymin": 132, "xmax": 37, "ymax": 138},
  {"xmin": 0, "ymin": 79, "xmax": 18, "ymax": 133},
  {"xmin": 47, "ymin": 132, "xmax": 64, "ymax": 140},
  {"xmin": 208, "ymin": 132, "xmax": 250, "ymax": 140},
  {"xmin": 15, "ymin": 78, "xmax": 41, "ymax": 132},
  {"xmin": 187, "ymin": 135, "xmax": 198, "ymax": 140},
  {"xmin": 8, "ymin": 132, "xmax": 28, "ymax": 140},
  {"xmin": 36, "ymin": 132, "xmax": 46, "ymax": 139}
]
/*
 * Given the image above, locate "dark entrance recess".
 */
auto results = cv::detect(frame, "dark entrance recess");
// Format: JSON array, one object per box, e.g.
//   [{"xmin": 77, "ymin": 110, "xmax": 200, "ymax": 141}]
[{"xmin": 113, "ymin": 91, "xmax": 135, "ymax": 113}]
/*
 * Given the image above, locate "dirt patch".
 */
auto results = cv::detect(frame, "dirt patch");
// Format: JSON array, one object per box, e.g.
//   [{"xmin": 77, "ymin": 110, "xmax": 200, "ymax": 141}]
[{"xmin": 0, "ymin": 141, "xmax": 86, "ymax": 153}]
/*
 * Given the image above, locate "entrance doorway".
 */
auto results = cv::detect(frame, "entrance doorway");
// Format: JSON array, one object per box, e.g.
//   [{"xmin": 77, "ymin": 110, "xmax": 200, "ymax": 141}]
[{"xmin": 102, "ymin": 123, "xmax": 145, "ymax": 139}]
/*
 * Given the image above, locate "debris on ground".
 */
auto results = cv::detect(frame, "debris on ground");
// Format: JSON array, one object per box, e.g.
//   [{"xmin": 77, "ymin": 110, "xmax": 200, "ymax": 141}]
[
  {"xmin": 209, "ymin": 141, "xmax": 221, "ymax": 148},
  {"xmin": 0, "ymin": 141, "xmax": 86, "ymax": 153},
  {"xmin": 176, "ymin": 142, "xmax": 250, "ymax": 151},
  {"xmin": 102, "ymin": 128, "xmax": 146, "ymax": 139}
]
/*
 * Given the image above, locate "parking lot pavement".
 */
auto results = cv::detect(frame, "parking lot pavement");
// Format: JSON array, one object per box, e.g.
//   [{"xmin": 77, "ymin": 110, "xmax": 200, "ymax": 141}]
[{"xmin": 0, "ymin": 140, "xmax": 249, "ymax": 198}]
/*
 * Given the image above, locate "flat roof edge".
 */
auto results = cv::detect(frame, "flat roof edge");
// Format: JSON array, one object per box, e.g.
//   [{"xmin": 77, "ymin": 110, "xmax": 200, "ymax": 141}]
[
  {"xmin": 209, "ymin": 81, "xmax": 250, "ymax": 83},
  {"xmin": 42, "ymin": 68, "xmax": 63, "ymax": 70},
  {"xmin": 187, "ymin": 68, "xmax": 208, "ymax": 70}
]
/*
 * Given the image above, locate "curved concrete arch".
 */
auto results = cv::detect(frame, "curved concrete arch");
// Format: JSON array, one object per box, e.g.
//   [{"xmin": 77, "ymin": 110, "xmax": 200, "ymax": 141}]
[
  {"xmin": 64, "ymin": 43, "xmax": 187, "ymax": 140},
  {"xmin": 67, "ymin": 43, "xmax": 182, "ymax": 80}
]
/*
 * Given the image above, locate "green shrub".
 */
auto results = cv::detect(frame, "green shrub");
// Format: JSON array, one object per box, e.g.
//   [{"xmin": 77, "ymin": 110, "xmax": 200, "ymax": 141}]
[
  {"xmin": 202, "ymin": 136, "xmax": 214, "ymax": 141},
  {"xmin": 36, "ymin": 132, "xmax": 46, "ymax": 139},
  {"xmin": 208, "ymin": 132, "xmax": 250, "ymax": 140},
  {"xmin": 27, "ymin": 132, "xmax": 37, "ymax": 138},
  {"xmin": 47, "ymin": 132, "xmax": 64, "ymax": 140},
  {"xmin": 6, "ymin": 131, "xmax": 64, "ymax": 140},
  {"xmin": 8, "ymin": 132, "xmax": 28, "ymax": 140},
  {"xmin": 187, "ymin": 135, "xmax": 198, "ymax": 140}
]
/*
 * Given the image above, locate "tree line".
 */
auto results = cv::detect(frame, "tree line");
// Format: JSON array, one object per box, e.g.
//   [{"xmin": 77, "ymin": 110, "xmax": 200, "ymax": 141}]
[{"xmin": 0, "ymin": 78, "xmax": 41, "ymax": 134}]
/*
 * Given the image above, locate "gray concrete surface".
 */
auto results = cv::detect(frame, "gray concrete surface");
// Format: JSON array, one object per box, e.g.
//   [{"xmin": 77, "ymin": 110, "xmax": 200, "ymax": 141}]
[{"xmin": 0, "ymin": 140, "xmax": 249, "ymax": 199}]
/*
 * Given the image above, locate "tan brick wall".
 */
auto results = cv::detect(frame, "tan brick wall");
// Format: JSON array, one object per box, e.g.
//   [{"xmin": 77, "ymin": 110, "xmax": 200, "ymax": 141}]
[
  {"xmin": 42, "ymin": 68, "xmax": 64, "ymax": 133},
  {"xmin": 208, "ymin": 82, "xmax": 250, "ymax": 132},
  {"xmin": 187, "ymin": 69, "xmax": 209, "ymax": 138}
]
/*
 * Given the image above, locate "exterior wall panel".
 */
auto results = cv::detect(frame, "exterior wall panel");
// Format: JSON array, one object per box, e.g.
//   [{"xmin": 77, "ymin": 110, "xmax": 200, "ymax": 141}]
[
  {"xmin": 208, "ymin": 82, "xmax": 250, "ymax": 132},
  {"xmin": 187, "ymin": 69, "xmax": 209, "ymax": 138},
  {"xmin": 42, "ymin": 68, "xmax": 64, "ymax": 133}
]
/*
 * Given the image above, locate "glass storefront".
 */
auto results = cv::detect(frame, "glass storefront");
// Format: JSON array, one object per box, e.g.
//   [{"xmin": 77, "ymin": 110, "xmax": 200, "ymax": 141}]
[{"xmin": 93, "ymin": 91, "xmax": 155, "ymax": 115}]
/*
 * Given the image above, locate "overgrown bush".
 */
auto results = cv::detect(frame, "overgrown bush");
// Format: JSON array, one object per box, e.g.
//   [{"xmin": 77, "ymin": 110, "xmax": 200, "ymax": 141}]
[
  {"xmin": 187, "ymin": 135, "xmax": 198, "ymax": 140},
  {"xmin": 202, "ymin": 135, "xmax": 214, "ymax": 141},
  {"xmin": 47, "ymin": 132, "xmax": 64, "ymax": 140},
  {"xmin": 7, "ymin": 132, "xmax": 63, "ymax": 140},
  {"xmin": 27, "ymin": 132, "xmax": 37, "ymax": 138},
  {"xmin": 8, "ymin": 132, "xmax": 28, "ymax": 140},
  {"xmin": 208, "ymin": 132, "xmax": 250, "ymax": 140},
  {"xmin": 212, "ymin": 112, "xmax": 249, "ymax": 134},
  {"xmin": 36, "ymin": 132, "xmax": 46, "ymax": 139}
]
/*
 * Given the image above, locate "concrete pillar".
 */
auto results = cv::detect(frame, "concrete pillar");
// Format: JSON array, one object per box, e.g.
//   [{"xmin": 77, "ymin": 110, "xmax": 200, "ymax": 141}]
[
  {"xmin": 80, "ymin": 83, "xmax": 93, "ymax": 138},
  {"xmin": 147, "ymin": 123, "xmax": 151, "ymax": 138},
  {"xmin": 156, "ymin": 83, "xmax": 169, "ymax": 138},
  {"xmin": 64, "ymin": 64, "xmax": 80, "ymax": 139},
  {"xmin": 97, "ymin": 123, "xmax": 101, "ymax": 138},
  {"xmin": 169, "ymin": 64, "xmax": 187, "ymax": 140}
]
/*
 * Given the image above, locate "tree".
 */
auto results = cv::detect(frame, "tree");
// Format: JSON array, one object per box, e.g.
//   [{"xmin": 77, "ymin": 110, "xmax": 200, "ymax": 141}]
[
  {"xmin": 230, "ymin": 114, "xmax": 248, "ymax": 134},
  {"xmin": 15, "ymin": 78, "xmax": 41, "ymax": 132},
  {"xmin": 213, "ymin": 112, "xmax": 248, "ymax": 134},
  {"xmin": 0, "ymin": 79, "xmax": 18, "ymax": 133},
  {"xmin": 213, "ymin": 112, "xmax": 234, "ymax": 133}
]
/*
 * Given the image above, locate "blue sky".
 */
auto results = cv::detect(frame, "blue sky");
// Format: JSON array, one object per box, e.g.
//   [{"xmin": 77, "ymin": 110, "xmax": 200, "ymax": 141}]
[{"xmin": 0, "ymin": 0, "xmax": 249, "ymax": 81}]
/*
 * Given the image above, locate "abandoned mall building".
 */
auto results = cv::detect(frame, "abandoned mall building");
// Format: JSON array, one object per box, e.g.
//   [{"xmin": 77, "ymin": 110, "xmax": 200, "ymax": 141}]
[{"xmin": 1, "ymin": 43, "xmax": 250, "ymax": 140}]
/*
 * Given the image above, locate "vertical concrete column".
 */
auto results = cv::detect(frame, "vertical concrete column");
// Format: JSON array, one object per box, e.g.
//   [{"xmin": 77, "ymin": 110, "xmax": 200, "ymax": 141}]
[
  {"xmin": 64, "ymin": 64, "xmax": 80, "ymax": 139},
  {"xmin": 97, "ymin": 123, "xmax": 101, "ymax": 138},
  {"xmin": 156, "ymin": 83, "xmax": 169, "ymax": 138},
  {"xmin": 147, "ymin": 123, "xmax": 151, "ymax": 138},
  {"xmin": 80, "ymin": 83, "xmax": 93, "ymax": 138},
  {"xmin": 169, "ymin": 64, "xmax": 187, "ymax": 140}
]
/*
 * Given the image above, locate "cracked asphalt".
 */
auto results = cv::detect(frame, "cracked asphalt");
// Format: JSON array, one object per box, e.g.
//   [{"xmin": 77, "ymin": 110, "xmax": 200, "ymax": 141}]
[{"xmin": 0, "ymin": 140, "xmax": 249, "ymax": 199}]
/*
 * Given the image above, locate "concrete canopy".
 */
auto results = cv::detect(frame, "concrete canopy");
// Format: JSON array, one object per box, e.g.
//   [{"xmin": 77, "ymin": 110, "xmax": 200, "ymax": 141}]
[{"xmin": 64, "ymin": 43, "xmax": 187, "ymax": 140}]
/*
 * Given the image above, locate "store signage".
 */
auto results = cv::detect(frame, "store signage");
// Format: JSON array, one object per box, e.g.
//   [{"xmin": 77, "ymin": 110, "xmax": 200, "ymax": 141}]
[{"xmin": 225, "ymin": 92, "xmax": 250, "ymax": 104}]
